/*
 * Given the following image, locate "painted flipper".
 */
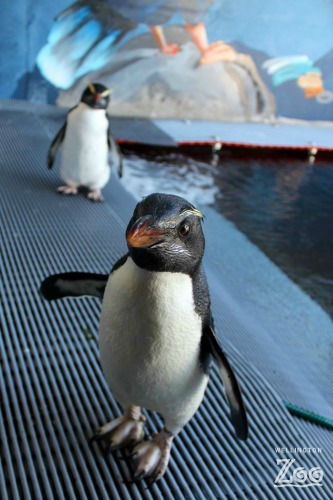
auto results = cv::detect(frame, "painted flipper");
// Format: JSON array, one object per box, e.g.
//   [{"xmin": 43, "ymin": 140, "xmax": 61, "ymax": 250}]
[
  {"xmin": 40, "ymin": 272, "xmax": 108, "ymax": 300},
  {"xmin": 36, "ymin": 1, "xmax": 137, "ymax": 89},
  {"xmin": 47, "ymin": 123, "xmax": 67, "ymax": 169},
  {"xmin": 204, "ymin": 324, "xmax": 248, "ymax": 441},
  {"xmin": 108, "ymin": 128, "xmax": 123, "ymax": 178}
]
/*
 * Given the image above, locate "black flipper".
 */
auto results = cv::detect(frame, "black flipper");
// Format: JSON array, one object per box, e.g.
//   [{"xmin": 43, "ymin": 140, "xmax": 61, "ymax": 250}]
[
  {"xmin": 47, "ymin": 123, "xmax": 67, "ymax": 169},
  {"xmin": 40, "ymin": 272, "xmax": 108, "ymax": 300},
  {"xmin": 107, "ymin": 124, "xmax": 123, "ymax": 178},
  {"xmin": 204, "ymin": 324, "xmax": 248, "ymax": 441},
  {"xmin": 39, "ymin": 255, "xmax": 128, "ymax": 301}
]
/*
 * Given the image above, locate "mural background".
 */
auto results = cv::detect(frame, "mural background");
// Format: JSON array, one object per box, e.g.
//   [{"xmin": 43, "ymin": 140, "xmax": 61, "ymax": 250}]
[{"xmin": 1, "ymin": 0, "xmax": 332, "ymax": 122}]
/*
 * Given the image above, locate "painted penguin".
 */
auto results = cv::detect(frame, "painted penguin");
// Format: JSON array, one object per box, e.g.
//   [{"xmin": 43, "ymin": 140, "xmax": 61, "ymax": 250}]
[
  {"xmin": 37, "ymin": 1, "xmax": 230, "ymax": 90},
  {"xmin": 47, "ymin": 82, "xmax": 122, "ymax": 202},
  {"xmin": 40, "ymin": 193, "xmax": 248, "ymax": 481}
]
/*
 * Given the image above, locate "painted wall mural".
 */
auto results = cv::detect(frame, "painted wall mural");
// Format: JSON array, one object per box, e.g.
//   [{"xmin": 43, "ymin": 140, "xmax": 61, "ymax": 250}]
[{"xmin": 17, "ymin": 1, "xmax": 333, "ymax": 122}]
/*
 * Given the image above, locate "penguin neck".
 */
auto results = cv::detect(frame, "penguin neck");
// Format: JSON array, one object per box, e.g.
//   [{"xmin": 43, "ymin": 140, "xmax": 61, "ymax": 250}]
[
  {"xmin": 128, "ymin": 249, "xmax": 201, "ymax": 276},
  {"xmin": 78, "ymin": 102, "xmax": 107, "ymax": 113}
]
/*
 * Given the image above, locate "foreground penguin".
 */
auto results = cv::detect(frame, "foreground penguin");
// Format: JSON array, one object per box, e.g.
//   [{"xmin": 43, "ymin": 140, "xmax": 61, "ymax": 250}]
[
  {"xmin": 47, "ymin": 82, "xmax": 122, "ymax": 202},
  {"xmin": 40, "ymin": 193, "xmax": 248, "ymax": 481}
]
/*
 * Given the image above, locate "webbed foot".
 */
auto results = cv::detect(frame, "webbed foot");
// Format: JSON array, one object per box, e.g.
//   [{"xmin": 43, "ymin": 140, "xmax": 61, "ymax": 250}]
[
  {"xmin": 131, "ymin": 429, "xmax": 174, "ymax": 482},
  {"xmin": 56, "ymin": 185, "xmax": 78, "ymax": 195},
  {"xmin": 92, "ymin": 406, "xmax": 146, "ymax": 451},
  {"xmin": 160, "ymin": 43, "xmax": 180, "ymax": 55},
  {"xmin": 87, "ymin": 188, "xmax": 104, "ymax": 202},
  {"xmin": 200, "ymin": 42, "xmax": 237, "ymax": 65}
]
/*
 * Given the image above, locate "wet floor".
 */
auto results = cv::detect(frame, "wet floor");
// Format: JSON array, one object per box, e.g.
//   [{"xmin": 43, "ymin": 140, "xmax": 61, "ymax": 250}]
[{"xmin": 122, "ymin": 148, "xmax": 333, "ymax": 318}]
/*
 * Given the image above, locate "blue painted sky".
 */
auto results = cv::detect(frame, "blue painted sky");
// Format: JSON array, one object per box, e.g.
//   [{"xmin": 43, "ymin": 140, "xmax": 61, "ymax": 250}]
[{"xmin": 205, "ymin": 0, "xmax": 333, "ymax": 61}]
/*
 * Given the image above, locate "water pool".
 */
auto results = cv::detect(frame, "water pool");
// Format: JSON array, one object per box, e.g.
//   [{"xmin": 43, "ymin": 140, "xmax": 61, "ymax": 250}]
[{"xmin": 121, "ymin": 148, "xmax": 333, "ymax": 318}]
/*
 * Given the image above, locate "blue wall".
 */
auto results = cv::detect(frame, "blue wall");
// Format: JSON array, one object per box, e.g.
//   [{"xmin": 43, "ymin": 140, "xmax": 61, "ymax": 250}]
[{"xmin": 0, "ymin": 0, "xmax": 70, "ymax": 102}]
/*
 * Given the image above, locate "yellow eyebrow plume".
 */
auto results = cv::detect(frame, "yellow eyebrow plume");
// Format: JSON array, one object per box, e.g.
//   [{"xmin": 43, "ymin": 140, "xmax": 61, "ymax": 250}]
[
  {"xmin": 100, "ymin": 88, "xmax": 112, "ymax": 98},
  {"xmin": 181, "ymin": 208, "xmax": 204, "ymax": 219},
  {"xmin": 87, "ymin": 81, "xmax": 96, "ymax": 94}
]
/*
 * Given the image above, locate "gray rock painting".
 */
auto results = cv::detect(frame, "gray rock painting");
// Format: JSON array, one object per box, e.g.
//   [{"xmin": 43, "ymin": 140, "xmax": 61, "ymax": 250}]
[{"xmin": 58, "ymin": 33, "xmax": 275, "ymax": 122}]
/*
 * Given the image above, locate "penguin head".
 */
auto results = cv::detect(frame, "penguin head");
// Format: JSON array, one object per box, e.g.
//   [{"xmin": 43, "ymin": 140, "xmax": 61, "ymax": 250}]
[
  {"xmin": 80, "ymin": 82, "xmax": 112, "ymax": 109},
  {"xmin": 126, "ymin": 193, "xmax": 205, "ymax": 274}
]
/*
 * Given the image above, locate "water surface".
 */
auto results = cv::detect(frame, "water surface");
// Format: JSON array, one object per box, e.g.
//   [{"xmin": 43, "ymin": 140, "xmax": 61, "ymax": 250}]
[{"xmin": 122, "ymin": 149, "xmax": 333, "ymax": 318}]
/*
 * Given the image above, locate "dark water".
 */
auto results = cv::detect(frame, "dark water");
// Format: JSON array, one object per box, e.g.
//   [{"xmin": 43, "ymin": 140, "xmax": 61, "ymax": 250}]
[
  {"xmin": 212, "ymin": 155, "xmax": 333, "ymax": 318},
  {"xmin": 122, "ymin": 149, "xmax": 333, "ymax": 318}
]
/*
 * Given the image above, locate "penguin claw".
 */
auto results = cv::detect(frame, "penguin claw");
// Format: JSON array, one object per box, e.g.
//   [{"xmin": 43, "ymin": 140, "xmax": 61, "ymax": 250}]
[
  {"xmin": 108, "ymin": 440, "xmax": 118, "ymax": 452},
  {"xmin": 130, "ymin": 430, "xmax": 174, "ymax": 481},
  {"xmin": 133, "ymin": 470, "xmax": 147, "ymax": 481}
]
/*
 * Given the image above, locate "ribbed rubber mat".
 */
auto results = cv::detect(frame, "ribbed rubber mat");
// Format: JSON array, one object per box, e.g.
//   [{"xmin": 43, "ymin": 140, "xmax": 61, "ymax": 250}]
[{"xmin": 1, "ymin": 100, "xmax": 332, "ymax": 499}]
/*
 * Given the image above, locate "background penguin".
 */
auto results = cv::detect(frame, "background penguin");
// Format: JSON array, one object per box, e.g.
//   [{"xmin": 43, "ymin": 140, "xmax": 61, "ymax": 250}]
[
  {"xmin": 40, "ymin": 193, "xmax": 248, "ymax": 481},
  {"xmin": 47, "ymin": 82, "xmax": 122, "ymax": 202}
]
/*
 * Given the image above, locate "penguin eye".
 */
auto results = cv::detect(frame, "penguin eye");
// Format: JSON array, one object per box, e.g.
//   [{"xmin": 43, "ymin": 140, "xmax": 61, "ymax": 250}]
[{"xmin": 178, "ymin": 222, "xmax": 190, "ymax": 237}]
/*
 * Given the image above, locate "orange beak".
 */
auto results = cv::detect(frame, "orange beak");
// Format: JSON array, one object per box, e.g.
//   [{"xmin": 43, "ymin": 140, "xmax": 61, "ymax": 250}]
[{"xmin": 127, "ymin": 216, "xmax": 165, "ymax": 248}]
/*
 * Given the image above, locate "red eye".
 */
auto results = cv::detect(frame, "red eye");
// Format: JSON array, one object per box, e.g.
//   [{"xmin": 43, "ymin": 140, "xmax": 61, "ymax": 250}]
[{"xmin": 178, "ymin": 223, "xmax": 190, "ymax": 237}]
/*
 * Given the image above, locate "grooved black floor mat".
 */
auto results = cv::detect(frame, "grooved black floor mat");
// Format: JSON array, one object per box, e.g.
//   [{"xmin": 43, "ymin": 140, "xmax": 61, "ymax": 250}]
[{"xmin": 1, "ymin": 100, "xmax": 332, "ymax": 499}]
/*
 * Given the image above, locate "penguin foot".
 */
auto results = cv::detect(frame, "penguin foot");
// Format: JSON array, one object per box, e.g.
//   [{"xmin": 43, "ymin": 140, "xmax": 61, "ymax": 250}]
[
  {"xmin": 56, "ymin": 185, "xmax": 78, "ymax": 195},
  {"xmin": 160, "ymin": 43, "xmax": 180, "ymax": 55},
  {"xmin": 131, "ymin": 429, "xmax": 174, "ymax": 482},
  {"xmin": 87, "ymin": 188, "xmax": 104, "ymax": 202},
  {"xmin": 199, "ymin": 42, "xmax": 237, "ymax": 65},
  {"xmin": 92, "ymin": 406, "xmax": 146, "ymax": 451}
]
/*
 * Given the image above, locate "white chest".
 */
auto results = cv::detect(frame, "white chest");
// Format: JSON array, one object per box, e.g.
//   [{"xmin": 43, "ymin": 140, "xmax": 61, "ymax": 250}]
[
  {"xmin": 98, "ymin": 258, "xmax": 205, "ymax": 409},
  {"xmin": 60, "ymin": 104, "xmax": 110, "ymax": 187},
  {"xmin": 65, "ymin": 104, "xmax": 109, "ymax": 150}
]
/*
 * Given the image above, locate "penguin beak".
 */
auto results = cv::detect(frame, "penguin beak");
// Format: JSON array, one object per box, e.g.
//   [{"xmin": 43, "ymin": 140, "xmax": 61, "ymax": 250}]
[
  {"xmin": 95, "ymin": 93, "xmax": 101, "ymax": 104},
  {"xmin": 127, "ymin": 216, "xmax": 165, "ymax": 248}
]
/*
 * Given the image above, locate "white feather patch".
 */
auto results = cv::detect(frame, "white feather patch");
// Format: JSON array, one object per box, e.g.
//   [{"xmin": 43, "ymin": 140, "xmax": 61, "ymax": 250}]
[{"xmin": 99, "ymin": 257, "xmax": 209, "ymax": 434}]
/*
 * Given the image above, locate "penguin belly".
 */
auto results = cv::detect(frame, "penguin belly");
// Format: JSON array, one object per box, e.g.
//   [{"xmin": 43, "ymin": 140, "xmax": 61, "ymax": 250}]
[
  {"xmin": 99, "ymin": 257, "xmax": 209, "ymax": 431},
  {"xmin": 60, "ymin": 104, "xmax": 110, "ymax": 189}
]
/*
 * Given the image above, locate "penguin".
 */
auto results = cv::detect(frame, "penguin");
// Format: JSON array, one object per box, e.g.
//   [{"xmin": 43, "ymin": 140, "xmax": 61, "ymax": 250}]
[
  {"xmin": 47, "ymin": 82, "xmax": 122, "ymax": 202},
  {"xmin": 40, "ymin": 193, "xmax": 248, "ymax": 481}
]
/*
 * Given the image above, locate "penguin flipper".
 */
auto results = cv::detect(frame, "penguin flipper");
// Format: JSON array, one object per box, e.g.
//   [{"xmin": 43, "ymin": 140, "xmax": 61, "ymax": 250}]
[
  {"xmin": 47, "ymin": 123, "xmax": 67, "ymax": 169},
  {"xmin": 204, "ymin": 324, "xmax": 248, "ymax": 441},
  {"xmin": 39, "ymin": 256, "xmax": 128, "ymax": 301},
  {"xmin": 40, "ymin": 272, "xmax": 108, "ymax": 300},
  {"xmin": 36, "ymin": 1, "xmax": 138, "ymax": 89},
  {"xmin": 107, "ymin": 127, "xmax": 123, "ymax": 178}
]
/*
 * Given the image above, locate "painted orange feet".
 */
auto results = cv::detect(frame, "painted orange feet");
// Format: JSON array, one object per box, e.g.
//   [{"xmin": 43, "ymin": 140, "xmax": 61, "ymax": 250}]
[
  {"xmin": 160, "ymin": 43, "xmax": 180, "ymax": 55},
  {"xmin": 200, "ymin": 42, "xmax": 237, "ymax": 65}
]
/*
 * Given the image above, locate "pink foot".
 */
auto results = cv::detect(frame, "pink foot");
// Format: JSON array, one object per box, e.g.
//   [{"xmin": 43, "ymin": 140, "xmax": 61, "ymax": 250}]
[
  {"xmin": 131, "ymin": 429, "xmax": 174, "ymax": 481},
  {"xmin": 87, "ymin": 188, "xmax": 104, "ymax": 202},
  {"xmin": 150, "ymin": 26, "xmax": 180, "ymax": 55},
  {"xmin": 200, "ymin": 42, "xmax": 237, "ymax": 65},
  {"xmin": 92, "ymin": 406, "xmax": 146, "ymax": 451},
  {"xmin": 56, "ymin": 185, "xmax": 78, "ymax": 195},
  {"xmin": 160, "ymin": 43, "xmax": 180, "ymax": 55}
]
